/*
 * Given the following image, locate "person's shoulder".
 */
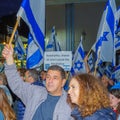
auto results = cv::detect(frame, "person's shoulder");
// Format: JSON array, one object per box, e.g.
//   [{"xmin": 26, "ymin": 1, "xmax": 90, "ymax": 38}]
[
  {"xmin": 118, "ymin": 115, "xmax": 120, "ymax": 120},
  {"xmin": 0, "ymin": 111, "xmax": 4, "ymax": 120},
  {"xmin": 94, "ymin": 107, "xmax": 116, "ymax": 120}
]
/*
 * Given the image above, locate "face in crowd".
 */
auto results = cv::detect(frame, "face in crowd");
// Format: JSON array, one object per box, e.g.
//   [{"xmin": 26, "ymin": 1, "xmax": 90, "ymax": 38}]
[
  {"xmin": 45, "ymin": 65, "xmax": 66, "ymax": 96},
  {"xmin": 68, "ymin": 77, "xmax": 80, "ymax": 104}
]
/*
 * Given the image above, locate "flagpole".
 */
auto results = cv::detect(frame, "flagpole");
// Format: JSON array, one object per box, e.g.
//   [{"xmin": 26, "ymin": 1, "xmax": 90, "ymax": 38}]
[
  {"xmin": 85, "ymin": 48, "xmax": 92, "ymax": 59},
  {"xmin": 9, "ymin": 16, "xmax": 21, "ymax": 45},
  {"xmin": 94, "ymin": 48, "xmax": 100, "ymax": 76},
  {"xmin": 94, "ymin": 63, "xmax": 98, "ymax": 76}
]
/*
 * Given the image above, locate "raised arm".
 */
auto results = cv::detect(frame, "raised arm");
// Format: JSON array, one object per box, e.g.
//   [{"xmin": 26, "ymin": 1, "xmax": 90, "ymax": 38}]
[
  {"xmin": 2, "ymin": 44, "xmax": 14, "ymax": 65},
  {"xmin": 84, "ymin": 55, "xmax": 91, "ymax": 73},
  {"xmin": 2, "ymin": 44, "xmax": 46, "ymax": 106}
]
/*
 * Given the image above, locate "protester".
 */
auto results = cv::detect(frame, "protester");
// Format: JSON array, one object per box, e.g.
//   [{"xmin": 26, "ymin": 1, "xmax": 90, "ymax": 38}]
[
  {"xmin": 109, "ymin": 83, "xmax": 120, "ymax": 120},
  {"xmin": 101, "ymin": 74, "xmax": 114, "ymax": 91},
  {"xmin": 68, "ymin": 73, "xmax": 116, "ymax": 120},
  {"xmin": 0, "ymin": 88, "xmax": 16, "ymax": 120},
  {"xmin": 2, "ymin": 44, "xmax": 73, "ymax": 120}
]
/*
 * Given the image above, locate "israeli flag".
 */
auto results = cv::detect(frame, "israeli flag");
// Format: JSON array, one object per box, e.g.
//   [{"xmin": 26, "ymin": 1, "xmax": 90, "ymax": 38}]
[
  {"xmin": 70, "ymin": 36, "xmax": 86, "ymax": 75},
  {"xmin": 111, "ymin": 82, "xmax": 120, "ymax": 89},
  {"xmin": 46, "ymin": 26, "xmax": 61, "ymax": 51},
  {"xmin": 17, "ymin": 0, "xmax": 45, "ymax": 69},
  {"xmin": 104, "ymin": 63, "xmax": 113, "ymax": 78},
  {"xmin": 92, "ymin": 0, "xmax": 116, "ymax": 66},
  {"xmin": 114, "ymin": 7, "xmax": 120, "ymax": 51},
  {"xmin": 111, "ymin": 64, "xmax": 120, "ymax": 82},
  {"xmin": 14, "ymin": 31, "xmax": 26, "ymax": 60},
  {"xmin": 87, "ymin": 51, "xmax": 96, "ymax": 72},
  {"xmin": 26, "ymin": 33, "xmax": 43, "ymax": 69}
]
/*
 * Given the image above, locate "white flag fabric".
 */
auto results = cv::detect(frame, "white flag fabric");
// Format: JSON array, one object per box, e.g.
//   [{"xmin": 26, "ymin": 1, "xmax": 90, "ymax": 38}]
[
  {"xmin": 92, "ymin": 0, "xmax": 116, "ymax": 66},
  {"xmin": 46, "ymin": 26, "xmax": 61, "ymax": 51},
  {"xmin": 114, "ymin": 7, "xmax": 120, "ymax": 51},
  {"xmin": 17, "ymin": 0, "xmax": 45, "ymax": 69},
  {"xmin": 26, "ymin": 33, "xmax": 43, "ymax": 69},
  {"xmin": 70, "ymin": 37, "xmax": 86, "ymax": 75}
]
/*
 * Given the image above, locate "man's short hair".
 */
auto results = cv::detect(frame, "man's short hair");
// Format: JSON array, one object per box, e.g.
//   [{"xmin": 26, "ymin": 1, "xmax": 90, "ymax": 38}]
[
  {"xmin": 27, "ymin": 69, "xmax": 39, "ymax": 81},
  {"xmin": 47, "ymin": 65, "xmax": 66, "ymax": 79}
]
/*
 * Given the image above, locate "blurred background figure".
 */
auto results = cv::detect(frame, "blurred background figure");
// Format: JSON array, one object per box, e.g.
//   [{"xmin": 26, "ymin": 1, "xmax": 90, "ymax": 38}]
[
  {"xmin": 39, "ymin": 70, "xmax": 46, "ymax": 86},
  {"xmin": 0, "ymin": 88, "xmax": 16, "ymax": 120},
  {"xmin": 25, "ymin": 69, "xmax": 44, "ymax": 86},
  {"xmin": 18, "ymin": 68, "xmax": 26, "ymax": 81},
  {"xmin": 0, "ymin": 73, "xmax": 13, "ymax": 106},
  {"xmin": 13, "ymin": 68, "xmax": 26, "ymax": 120},
  {"xmin": 101, "ymin": 74, "xmax": 114, "ymax": 91},
  {"xmin": 68, "ymin": 73, "xmax": 116, "ymax": 120},
  {"xmin": 109, "ymin": 83, "xmax": 120, "ymax": 120}
]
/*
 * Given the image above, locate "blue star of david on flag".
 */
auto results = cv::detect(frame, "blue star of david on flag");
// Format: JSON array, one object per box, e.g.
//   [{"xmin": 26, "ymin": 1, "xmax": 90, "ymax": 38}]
[
  {"xmin": 92, "ymin": 0, "xmax": 116, "ymax": 66},
  {"xmin": 70, "ymin": 37, "xmax": 86, "ymax": 75},
  {"xmin": 95, "ymin": 31, "xmax": 109, "ymax": 54},
  {"xmin": 74, "ymin": 60, "xmax": 83, "ymax": 71},
  {"xmin": 101, "ymin": 32, "xmax": 109, "ymax": 41}
]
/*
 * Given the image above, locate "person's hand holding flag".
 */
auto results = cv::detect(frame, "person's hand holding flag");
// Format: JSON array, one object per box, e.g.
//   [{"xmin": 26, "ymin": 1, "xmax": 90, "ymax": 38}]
[{"xmin": 2, "ymin": 44, "xmax": 14, "ymax": 65}]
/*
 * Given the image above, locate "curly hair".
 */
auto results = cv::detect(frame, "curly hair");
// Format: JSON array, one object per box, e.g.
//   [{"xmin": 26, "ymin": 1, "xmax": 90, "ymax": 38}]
[{"xmin": 70, "ymin": 73, "xmax": 110, "ymax": 117}]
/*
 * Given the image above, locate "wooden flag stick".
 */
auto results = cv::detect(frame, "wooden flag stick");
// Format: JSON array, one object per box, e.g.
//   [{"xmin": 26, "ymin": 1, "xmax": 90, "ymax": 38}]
[
  {"xmin": 86, "ymin": 48, "xmax": 92, "ymax": 58},
  {"xmin": 8, "ymin": 16, "xmax": 21, "ymax": 45},
  {"xmin": 94, "ymin": 49, "xmax": 100, "ymax": 76}
]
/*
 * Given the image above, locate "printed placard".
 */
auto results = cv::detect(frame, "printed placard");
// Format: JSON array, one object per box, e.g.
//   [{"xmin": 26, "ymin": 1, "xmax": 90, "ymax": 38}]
[{"xmin": 44, "ymin": 51, "xmax": 72, "ymax": 71}]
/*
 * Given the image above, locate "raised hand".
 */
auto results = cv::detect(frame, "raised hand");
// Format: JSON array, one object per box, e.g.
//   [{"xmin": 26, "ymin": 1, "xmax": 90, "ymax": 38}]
[{"xmin": 2, "ymin": 44, "xmax": 14, "ymax": 65}]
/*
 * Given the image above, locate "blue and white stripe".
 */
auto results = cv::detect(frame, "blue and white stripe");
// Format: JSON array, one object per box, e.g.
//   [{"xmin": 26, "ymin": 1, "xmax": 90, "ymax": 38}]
[
  {"xmin": 92, "ymin": 0, "xmax": 116, "ymax": 66},
  {"xmin": 46, "ymin": 26, "xmax": 61, "ymax": 51},
  {"xmin": 70, "ymin": 36, "xmax": 86, "ymax": 75},
  {"xmin": 17, "ymin": 0, "xmax": 45, "ymax": 68}
]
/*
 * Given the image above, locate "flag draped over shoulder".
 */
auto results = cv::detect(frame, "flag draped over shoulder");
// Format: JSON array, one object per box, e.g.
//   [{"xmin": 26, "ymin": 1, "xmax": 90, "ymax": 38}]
[
  {"xmin": 92, "ymin": 0, "xmax": 116, "ymax": 66},
  {"xmin": 14, "ymin": 31, "xmax": 26, "ymax": 60},
  {"xmin": 46, "ymin": 26, "xmax": 61, "ymax": 51},
  {"xmin": 17, "ymin": 0, "xmax": 45, "ymax": 69},
  {"xmin": 70, "ymin": 37, "xmax": 86, "ymax": 75}
]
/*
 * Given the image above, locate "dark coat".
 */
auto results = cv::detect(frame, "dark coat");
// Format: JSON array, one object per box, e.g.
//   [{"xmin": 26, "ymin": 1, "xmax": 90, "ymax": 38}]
[{"xmin": 71, "ymin": 107, "xmax": 116, "ymax": 120}]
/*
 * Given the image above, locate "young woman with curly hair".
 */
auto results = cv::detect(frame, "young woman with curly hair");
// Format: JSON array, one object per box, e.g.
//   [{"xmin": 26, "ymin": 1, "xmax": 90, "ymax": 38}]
[
  {"xmin": 0, "ymin": 88, "xmax": 16, "ymax": 120},
  {"xmin": 68, "ymin": 73, "xmax": 116, "ymax": 120}
]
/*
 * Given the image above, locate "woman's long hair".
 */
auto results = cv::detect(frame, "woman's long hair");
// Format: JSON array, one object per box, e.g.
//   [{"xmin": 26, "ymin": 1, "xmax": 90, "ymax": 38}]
[{"xmin": 0, "ymin": 88, "xmax": 16, "ymax": 120}]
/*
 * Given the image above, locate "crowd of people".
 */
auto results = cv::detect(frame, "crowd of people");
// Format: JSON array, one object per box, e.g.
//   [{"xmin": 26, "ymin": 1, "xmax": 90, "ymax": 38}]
[{"xmin": 0, "ymin": 43, "xmax": 119, "ymax": 120}]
